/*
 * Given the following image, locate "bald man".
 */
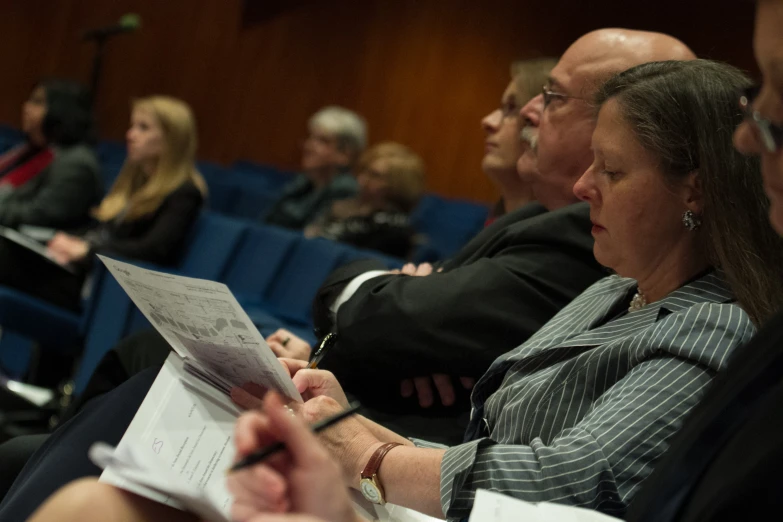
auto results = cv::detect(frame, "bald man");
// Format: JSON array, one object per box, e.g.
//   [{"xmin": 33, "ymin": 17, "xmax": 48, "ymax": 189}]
[{"xmin": 523, "ymin": 29, "xmax": 696, "ymax": 210}]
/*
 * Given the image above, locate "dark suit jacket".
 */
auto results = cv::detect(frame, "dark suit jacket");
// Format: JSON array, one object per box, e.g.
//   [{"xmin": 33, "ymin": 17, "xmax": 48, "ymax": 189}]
[
  {"xmin": 86, "ymin": 182, "xmax": 204, "ymax": 267},
  {"xmin": 313, "ymin": 202, "xmax": 605, "ymax": 420},
  {"xmin": 0, "ymin": 144, "xmax": 102, "ymax": 230},
  {"xmin": 627, "ymin": 311, "xmax": 783, "ymax": 522},
  {"xmin": 264, "ymin": 171, "xmax": 358, "ymax": 229}
]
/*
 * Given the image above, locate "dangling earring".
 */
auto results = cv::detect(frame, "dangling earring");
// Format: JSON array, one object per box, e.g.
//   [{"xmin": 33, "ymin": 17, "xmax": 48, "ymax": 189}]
[{"xmin": 682, "ymin": 210, "xmax": 702, "ymax": 231}]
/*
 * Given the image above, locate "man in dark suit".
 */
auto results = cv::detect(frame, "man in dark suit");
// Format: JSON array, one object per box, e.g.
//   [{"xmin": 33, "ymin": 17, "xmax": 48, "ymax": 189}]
[
  {"xmin": 302, "ymin": 33, "xmax": 696, "ymax": 443},
  {"xmin": 625, "ymin": 2, "xmax": 783, "ymax": 520}
]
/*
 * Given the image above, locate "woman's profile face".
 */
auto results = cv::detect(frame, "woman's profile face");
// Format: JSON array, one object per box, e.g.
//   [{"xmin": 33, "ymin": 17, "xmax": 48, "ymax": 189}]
[
  {"xmin": 357, "ymin": 157, "xmax": 391, "ymax": 206},
  {"xmin": 126, "ymin": 107, "xmax": 165, "ymax": 166},
  {"xmin": 22, "ymin": 86, "xmax": 47, "ymax": 143},
  {"xmin": 573, "ymin": 98, "xmax": 698, "ymax": 278},
  {"xmin": 481, "ymin": 80, "xmax": 527, "ymax": 178}
]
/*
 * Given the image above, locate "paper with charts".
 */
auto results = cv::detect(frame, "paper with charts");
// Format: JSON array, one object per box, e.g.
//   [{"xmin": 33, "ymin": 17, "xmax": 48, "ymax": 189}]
[{"xmin": 98, "ymin": 255, "xmax": 301, "ymax": 402}]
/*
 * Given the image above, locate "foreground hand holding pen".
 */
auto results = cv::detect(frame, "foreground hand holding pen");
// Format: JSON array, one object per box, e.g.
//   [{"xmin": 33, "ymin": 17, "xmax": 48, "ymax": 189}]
[{"xmin": 228, "ymin": 391, "xmax": 368, "ymax": 522}]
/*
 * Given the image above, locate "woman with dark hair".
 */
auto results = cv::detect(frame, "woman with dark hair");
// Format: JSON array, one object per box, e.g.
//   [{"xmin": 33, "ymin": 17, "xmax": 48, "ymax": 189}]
[{"xmin": 0, "ymin": 79, "xmax": 101, "ymax": 228}]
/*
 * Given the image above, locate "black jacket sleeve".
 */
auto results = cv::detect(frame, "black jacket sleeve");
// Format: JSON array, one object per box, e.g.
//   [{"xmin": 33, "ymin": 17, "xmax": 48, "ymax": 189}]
[
  {"xmin": 317, "ymin": 203, "xmax": 605, "ymax": 404},
  {"xmin": 0, "ymin": 146, "xmax": 101, "ymax": 229},
  {"xmin": 90, "ymin": 184, "xmax": 203, "ymax": 265}
]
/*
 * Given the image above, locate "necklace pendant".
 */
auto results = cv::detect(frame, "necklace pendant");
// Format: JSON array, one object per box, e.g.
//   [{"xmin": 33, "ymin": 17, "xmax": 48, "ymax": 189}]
[{"xmin": 629, "ymin": 292, "xmax": 648, "ymax": 312}]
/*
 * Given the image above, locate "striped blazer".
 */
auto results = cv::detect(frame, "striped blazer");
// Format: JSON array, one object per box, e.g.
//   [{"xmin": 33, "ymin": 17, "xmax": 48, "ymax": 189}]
[{"xmin": 419, "ymin": 271, "xmax": 756, "ymax": 520}]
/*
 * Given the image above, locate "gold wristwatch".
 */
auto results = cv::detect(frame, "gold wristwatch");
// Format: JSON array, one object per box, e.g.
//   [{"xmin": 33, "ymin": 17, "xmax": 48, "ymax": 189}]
[{"xmin": 359, "ymin": 442, "xmax": 402, "ymax": 505}]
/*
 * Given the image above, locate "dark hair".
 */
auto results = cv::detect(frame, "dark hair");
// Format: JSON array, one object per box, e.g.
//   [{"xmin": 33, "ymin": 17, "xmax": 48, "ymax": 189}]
[
  {"xmin": 37, "ymin": 79, "xmax": 96, "ymax": 146},
  {"xmin": 595, "ymin": 59, "xmax": 783, "ymax": 325}
]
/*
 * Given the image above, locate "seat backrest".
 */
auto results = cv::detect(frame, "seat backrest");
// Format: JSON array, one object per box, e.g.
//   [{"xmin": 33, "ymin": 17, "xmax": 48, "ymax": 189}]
[
  {"xmin": 410, "ymin": 195, "xmax": 488, "ymax": 259},
  {"xmin": 177, "ymin": 212, "xmax": 248, "ymax": 281},
  {"xmin": 263, "ymin": 237, "xmax": 352, "ymax": 324},
  {"xmin": 73, "ymin": 263, "xmax": 140, "ymax": 395},
  {"xmin": 223, "ymin": 223, "xmax": 301, "ymax": 298},
  {"xmin": 230, "ymin": 188, "xmax": 279, "ymax": 220},
  {"xmin": 205, "ymin": 180, "xmax": 241, "ymax": 215}
]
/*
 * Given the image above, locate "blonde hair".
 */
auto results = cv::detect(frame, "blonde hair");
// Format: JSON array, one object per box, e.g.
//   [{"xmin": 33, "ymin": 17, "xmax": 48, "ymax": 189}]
[
  {"xmin": 94, "ymin": 96, "xmax": 207, "ymax": 222},
  {"xmin": 358, "ymin": 142, "xmax": 425, "ymax": 212},
  {"xmin": 510, "ymin": 57, "xmax": 559, "ymax": 102}
]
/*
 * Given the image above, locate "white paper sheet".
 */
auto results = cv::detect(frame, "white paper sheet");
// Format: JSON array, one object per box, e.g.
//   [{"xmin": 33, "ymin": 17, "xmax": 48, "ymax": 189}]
[
  {"xmin": 98, "ymin": 355, "xmax": 237, "ymax": 521},
  {"xmin": 98, "ymin": 255, "xmax": 301, "ymax": 402},
  {"xmin": 377, "ymin": 502, "xmax": 443, "ymax": 522},
  {"xmin": 468, "ymin": 489, "xmax": 622, "ymax": 522}
]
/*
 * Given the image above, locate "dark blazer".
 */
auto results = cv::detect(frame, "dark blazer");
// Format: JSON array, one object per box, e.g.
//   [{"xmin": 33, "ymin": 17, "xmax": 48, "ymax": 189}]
[
  {"xmin": 86, "ymin": 182, "xmax": 204, "ymax": 266},
  {"xmin": 264, "ymin": 171, "xmax": 358, "ymax": 229},
  {"xmin": 0, "ymin": 144, "xmax": 101, "ymax": 230},
  {"xmin": 626, "ymin": 311, "xmax": 783, "ymax": 522},
  {"xmin": 314, "ymin": 202, "xmax": 606, "ymax": 414}
]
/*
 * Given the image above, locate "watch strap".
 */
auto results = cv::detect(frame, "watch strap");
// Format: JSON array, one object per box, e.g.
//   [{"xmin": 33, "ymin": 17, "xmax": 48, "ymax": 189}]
[{"xmin": 361, "ymin": 442, "xmax": 402, "ymax": 479}]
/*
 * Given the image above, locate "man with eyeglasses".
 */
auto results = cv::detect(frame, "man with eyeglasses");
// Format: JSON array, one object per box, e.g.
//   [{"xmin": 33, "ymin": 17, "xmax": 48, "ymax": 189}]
[{"xmin": 307, "ymin": 29, "xmax": 695, "ymax": 439}]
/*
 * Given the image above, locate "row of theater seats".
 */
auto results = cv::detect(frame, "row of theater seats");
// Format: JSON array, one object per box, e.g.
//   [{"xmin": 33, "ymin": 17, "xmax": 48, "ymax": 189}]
[
  {"xmin": 95, "ymin": 139, "xmax": 490, "ymax": 262},
  {"xmin": 0, "ymin": 211, "xmax": 403, "ymax": 395}
]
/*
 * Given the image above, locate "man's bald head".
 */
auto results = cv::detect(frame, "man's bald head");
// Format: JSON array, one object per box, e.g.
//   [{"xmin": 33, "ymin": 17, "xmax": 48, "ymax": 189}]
[
  {"xmin": 565, "ymin": 29, "xmax": 696, "ymax": 96},
  {"xmin": 519, "ymin": 28, "xmax": 696, "ymax": 210}
]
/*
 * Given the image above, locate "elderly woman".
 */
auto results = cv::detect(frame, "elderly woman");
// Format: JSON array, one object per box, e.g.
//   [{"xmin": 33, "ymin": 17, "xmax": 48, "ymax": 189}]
[
  {"xmin": 264, "ymin": 106, "xmax": 366, "ymax": 230},
  {"xmin": 22, "ymin": 59, "xmax": 783, "ymax": 522},
  {"xmin": 304, "ymin": 141, "xmax": 425, "ymax": 258}
]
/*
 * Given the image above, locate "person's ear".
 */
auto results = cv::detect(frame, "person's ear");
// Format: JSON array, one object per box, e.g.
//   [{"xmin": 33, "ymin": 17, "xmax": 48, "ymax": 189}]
[{"xmin": 682, "ymin": 170, "xmax": 703, "ymax": 214}]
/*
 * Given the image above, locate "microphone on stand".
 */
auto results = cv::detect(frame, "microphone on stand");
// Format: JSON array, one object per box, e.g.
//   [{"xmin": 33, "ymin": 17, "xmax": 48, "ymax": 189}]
[
  {"xmin": 83, "ymin": 14, "xmax": 141, "ymax": 106},
  {"xmin": 83, "ymin": 13, "xmax": 141, "ymax": 41}
]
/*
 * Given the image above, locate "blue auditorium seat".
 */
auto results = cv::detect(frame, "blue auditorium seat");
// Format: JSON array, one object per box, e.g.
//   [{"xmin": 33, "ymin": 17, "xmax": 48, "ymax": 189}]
[
  {"xmin": 95, "ymin": 140, "xmax": 126, "ymax": 164},
  {"xmin": 223, "ymin": 223, "xmax": 300, "ymax": 298},
  {"xmin": 178, "ymin": 212, "xmax": 248, "ymax": 280},
  {"xmin": 231, "ymin": 188, "xmax": 278, "ymax": 220},
  {"xmin": 232, "ymin": 161, "xmax": 294, "ymax": 193},
  {"xmin": 71, "ymin": 263, "xmax": 140, "ymax": 394},
  {"xmin": 410, "ymin": 194, "xmax": 488, "ymax": 261},
  {"xmin": 240, "ymin": 237, "xmax": 351, "ymax": 327},
  {"xmin": 205, "ymin": 181, "xmax": 240, "ymax": 215}
]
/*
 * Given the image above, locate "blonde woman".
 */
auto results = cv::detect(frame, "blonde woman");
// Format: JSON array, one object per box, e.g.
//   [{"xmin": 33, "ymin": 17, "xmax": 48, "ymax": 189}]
[
  {"xmin": 482, "ymin": 58, "xmax": 558, "ymax": 224},
  {"xmin": 42, "ymin": 96, "xmax": 207, "ymax": 310},
  {"xmin": 305, "ymin": 142, "xmax": 425, "ymax": 258}
]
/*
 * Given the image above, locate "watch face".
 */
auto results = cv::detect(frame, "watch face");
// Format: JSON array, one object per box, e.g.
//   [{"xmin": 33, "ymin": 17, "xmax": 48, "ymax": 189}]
[{"xmin": 360, "ymin": 478, "xmax": 383, "ymax": 504}]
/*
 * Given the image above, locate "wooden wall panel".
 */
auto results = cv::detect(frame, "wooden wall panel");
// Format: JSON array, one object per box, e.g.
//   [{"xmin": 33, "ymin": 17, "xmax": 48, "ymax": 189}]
[{"xmin": 0, "ymin": 0, "xmax": 756, "ymax": 202}]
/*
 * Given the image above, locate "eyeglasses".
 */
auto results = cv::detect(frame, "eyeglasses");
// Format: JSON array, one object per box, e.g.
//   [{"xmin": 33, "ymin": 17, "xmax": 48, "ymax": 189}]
[
  {"xmin": 542, "ymin": 85, "xmax": 584, "ymax": 107},
  {"xmin": 738, "ymin": 85, "xmax": 783, "ymax": 153}
]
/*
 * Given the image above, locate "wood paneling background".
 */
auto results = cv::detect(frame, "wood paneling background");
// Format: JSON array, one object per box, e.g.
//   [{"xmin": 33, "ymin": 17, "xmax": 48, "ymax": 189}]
[{"xmin": 0, "ymin": 0, "xmax": 756, "ymax": 202}]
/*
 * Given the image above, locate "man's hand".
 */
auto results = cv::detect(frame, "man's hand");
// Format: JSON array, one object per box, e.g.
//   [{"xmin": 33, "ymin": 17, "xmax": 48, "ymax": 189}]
[
  {"xmin": 266, "ymin": 329, "xmax": 312, "ymax": 361},
  {"xmin": 400, "ymin": 374, "xmax": 476, "ymax": 407},
  {"xmin": 399, "ymin": 263, "xmax": 435, "ymax": 277}
]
